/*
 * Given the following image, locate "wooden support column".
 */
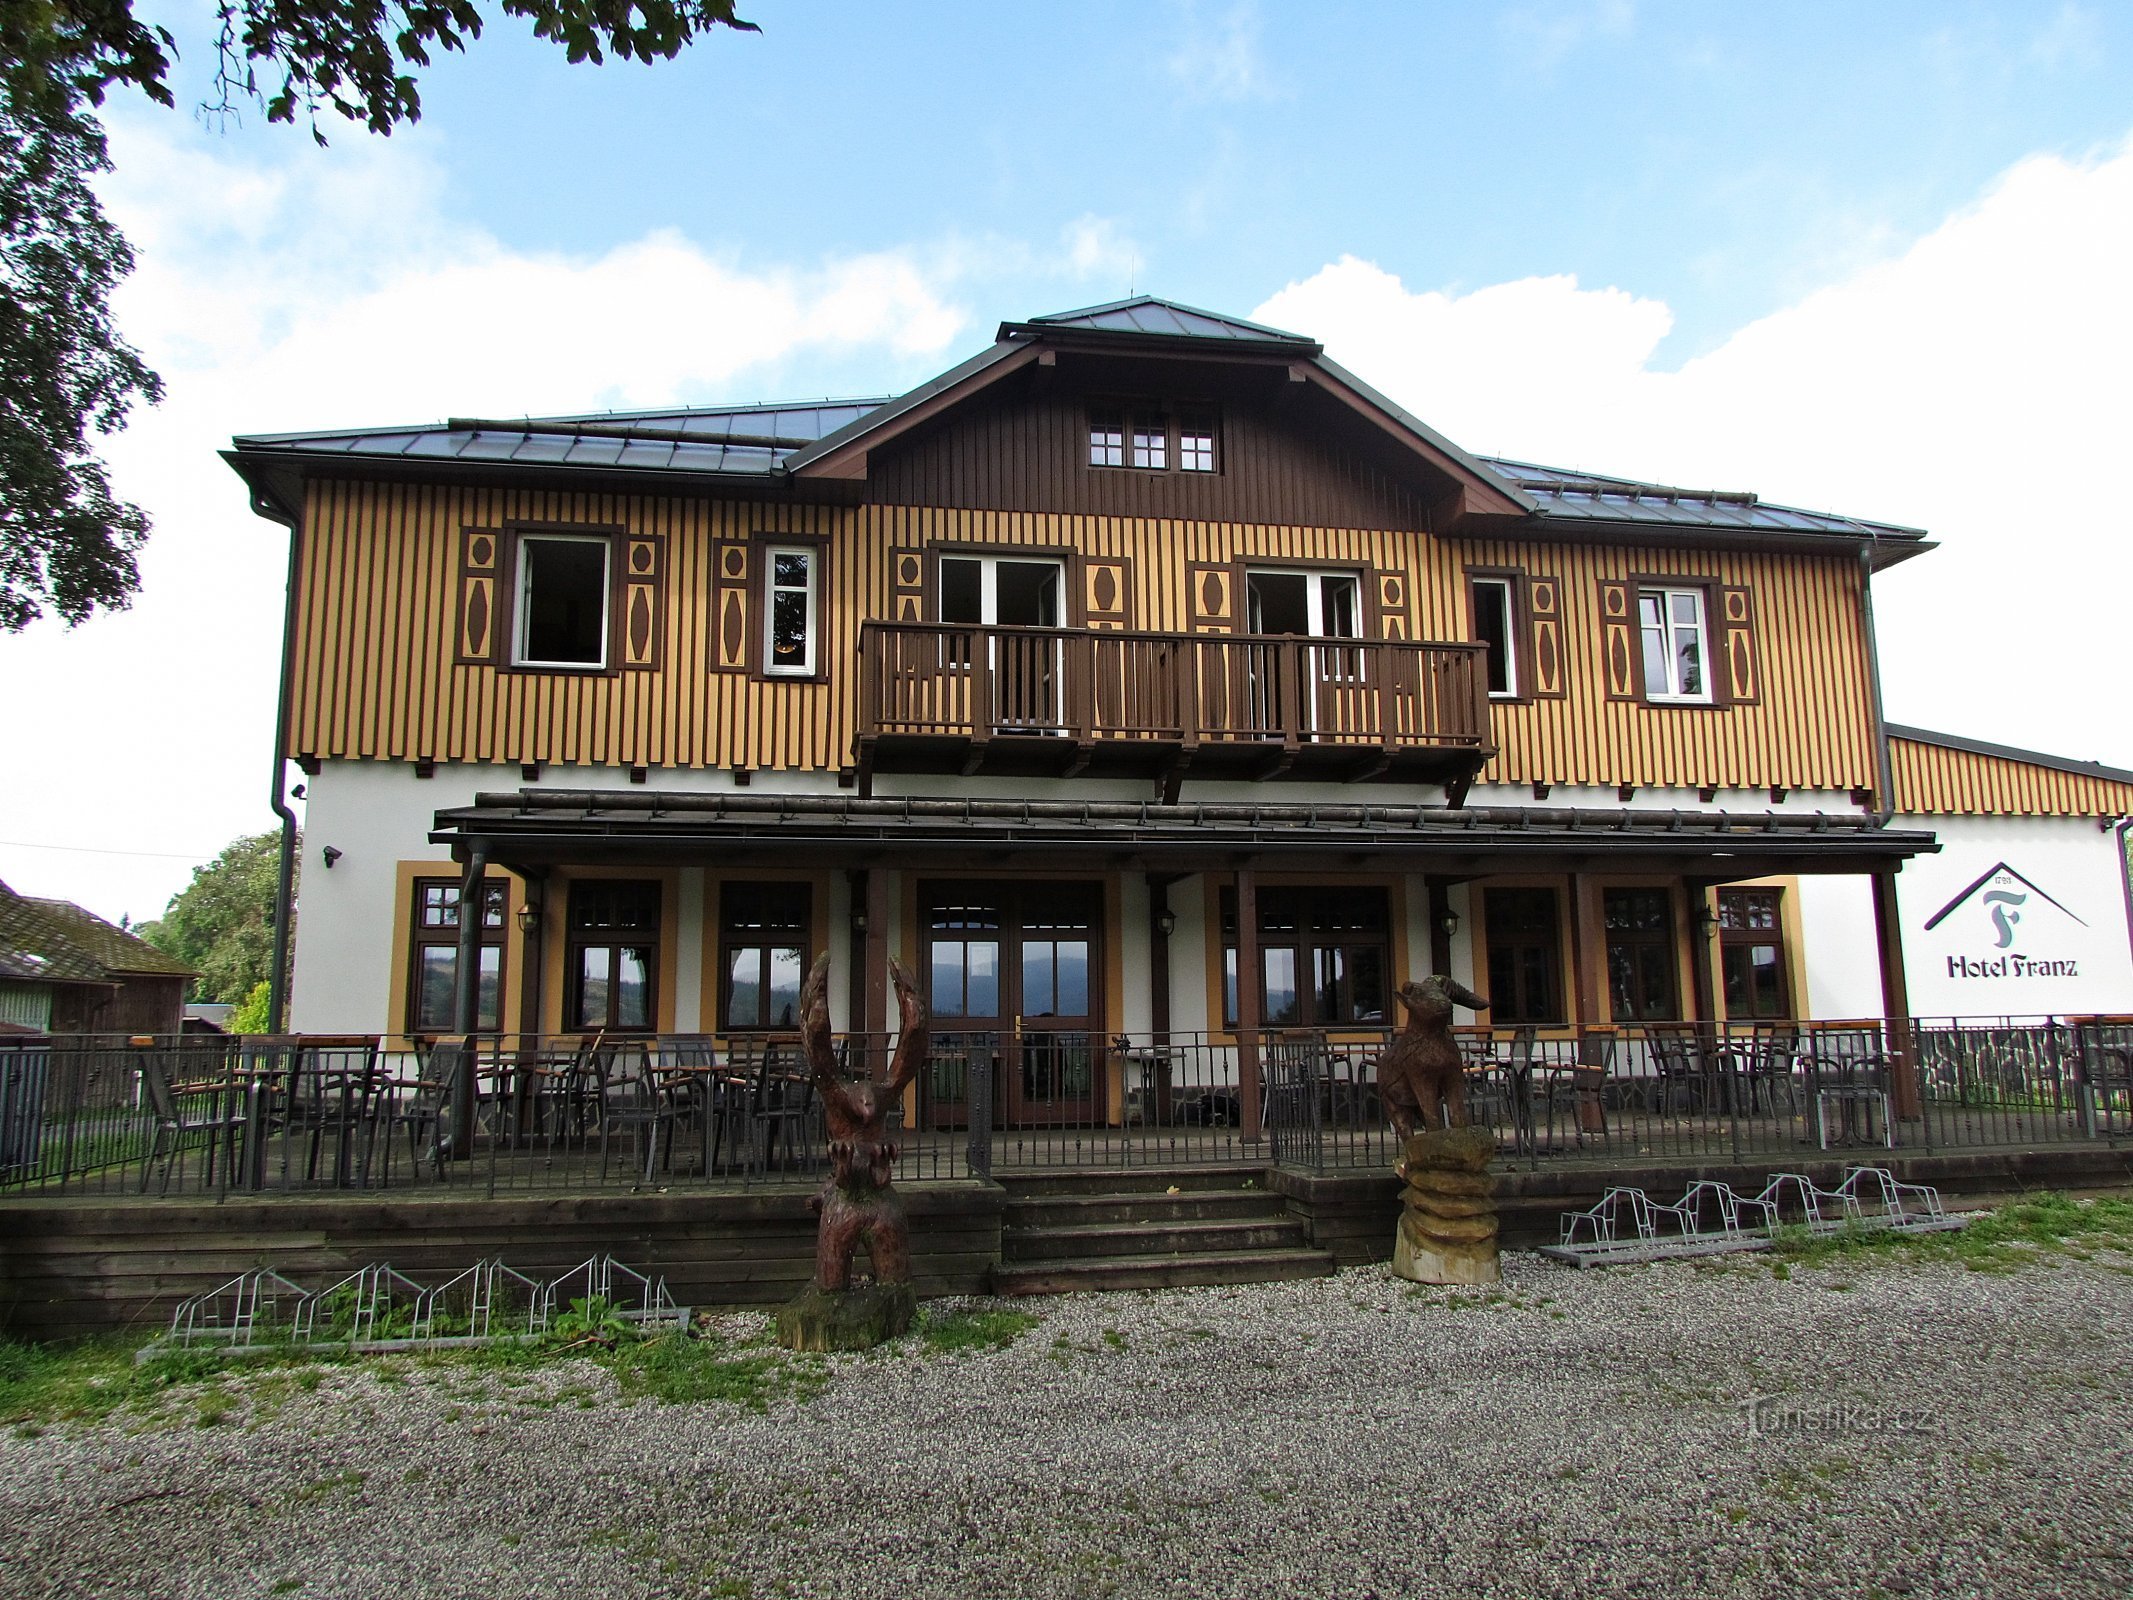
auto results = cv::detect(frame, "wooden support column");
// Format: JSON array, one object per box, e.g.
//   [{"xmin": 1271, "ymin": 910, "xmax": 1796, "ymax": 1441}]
[
  {"xmin": 1871, "ymin": 867, "xmax": 1922, "ymax": 1118},
  {"xmin": 1234, "ymin": 867, "xmax": 1263, "ymax": 1142},
  {"xmin": 1426, "ymin": 878, "xmax": 1454, "ymax": 976},
  {"xmin": 1149, "ymin": 875, "xmax": 1175, "ymax": 1041},
  {"xmin": 865, "ymin": 866, "xmax": 891, "ymax": 1077},
  {"xmin": 1686, "ymin": 882, "xmax": 1719, "ymax": 1024},
  {"xmin": 846, "ymin": 868, "xmax": 870, "ymax": 1038},
  {"xmin": 449, "ymin": 845, "xmax": 487, "ymax": 1157},
  {"xmin": 1566, "ymin": 872, "xmax": 1608, "ymax": 1030}
]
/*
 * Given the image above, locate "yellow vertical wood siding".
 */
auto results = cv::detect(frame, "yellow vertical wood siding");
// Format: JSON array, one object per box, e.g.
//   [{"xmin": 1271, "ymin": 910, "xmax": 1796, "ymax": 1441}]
[
  {"xmin": 1889, "ymin": 736, "xmax": 2133, "ymax": 817},
  {"xmin": 287, "ymin": 480, "xmax": 1879, "ymax": 792}
]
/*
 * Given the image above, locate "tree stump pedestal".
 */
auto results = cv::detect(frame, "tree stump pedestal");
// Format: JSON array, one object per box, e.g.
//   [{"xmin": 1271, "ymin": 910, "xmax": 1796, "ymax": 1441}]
[
  {"xmin": 775, "ymin": 1281, "xmax": 917, "ymax": 1353},
  {"xmin": 1389, "ymin": 1127, "xmax": 1501, "ymax": 1287}
]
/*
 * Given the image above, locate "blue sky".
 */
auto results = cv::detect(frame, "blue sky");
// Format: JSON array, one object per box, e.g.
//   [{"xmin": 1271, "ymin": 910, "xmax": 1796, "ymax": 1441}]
[{"xmin": 5, "ymin": 0, "xmax": 2132, "ymax": 920}]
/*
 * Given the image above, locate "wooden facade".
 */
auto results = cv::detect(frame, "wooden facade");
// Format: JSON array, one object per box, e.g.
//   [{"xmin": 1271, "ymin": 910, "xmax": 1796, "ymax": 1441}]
[
  {"xmin": 1890, "ymin": 734, "xmax": 2133, "ymax": 817},
  {"xmin": 286, "ymin": 479, "xmax": 1881, "ymax": 797}
]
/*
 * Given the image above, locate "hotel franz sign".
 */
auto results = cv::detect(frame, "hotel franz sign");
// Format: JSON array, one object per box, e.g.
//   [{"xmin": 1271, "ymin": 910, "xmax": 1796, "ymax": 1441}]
[{"xmin": 1922, "ymin": 862, "xmax": 2087, "ymax": 983}]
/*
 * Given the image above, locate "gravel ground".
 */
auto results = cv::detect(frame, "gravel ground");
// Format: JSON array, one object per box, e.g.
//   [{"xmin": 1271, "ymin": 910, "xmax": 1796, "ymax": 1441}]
[{"xmin": 5, "ymin": 1246, "xmax": 2132, "ymax": 1600}]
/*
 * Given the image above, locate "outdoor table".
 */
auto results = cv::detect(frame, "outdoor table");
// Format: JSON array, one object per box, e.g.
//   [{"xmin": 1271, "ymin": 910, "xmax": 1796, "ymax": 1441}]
[{"xmin": 1112, "ymin": 1042, "xmax": 1174, "ymax": 1128}]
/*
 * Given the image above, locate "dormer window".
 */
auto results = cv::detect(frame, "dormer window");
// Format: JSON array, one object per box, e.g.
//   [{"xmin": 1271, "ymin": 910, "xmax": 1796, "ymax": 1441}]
[{"xmin": 1087, "ymin": 406, "xmax": 1219, "ymax": 474}]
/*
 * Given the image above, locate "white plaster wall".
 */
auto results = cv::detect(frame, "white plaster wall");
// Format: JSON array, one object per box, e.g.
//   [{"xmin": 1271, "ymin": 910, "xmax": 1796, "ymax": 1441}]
[
  {"xmin": 1892, "ymin": 814, "xmax": 2133, "ymax": 1019},
  {"xmin": 1168, "ymin": 874, "xmax": 1211, "ymax": 1037},
  {"xmin": 1117, "ymin": 873, "xmax": 1151, "ymax": 1035},
  {"xmin": 1792, "ymin": 874, "xmax": 1884, "ymax": 1019}
]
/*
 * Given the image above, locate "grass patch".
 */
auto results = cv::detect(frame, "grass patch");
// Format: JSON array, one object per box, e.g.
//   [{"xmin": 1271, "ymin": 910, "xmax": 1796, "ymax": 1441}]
[
  {"xmin": 0, "ymin": 1338, "xmax": 238, "ymax": 1427},
  {"xmin": 913, "ymin": 1307, "xmax": 1039, "ymax": 1355},
  {"xmin": 603, "ymin": 1331, "xmax": 827, "ymax": 1412},
  {"xmin": 1769, "ymin": 1192, "xmax": 2133, "ymax": 1274}
]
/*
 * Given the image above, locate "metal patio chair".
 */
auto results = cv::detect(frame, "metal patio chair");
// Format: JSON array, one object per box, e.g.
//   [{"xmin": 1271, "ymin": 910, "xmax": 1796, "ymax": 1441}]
[
  {"xmin": 382, "ymin": 1036, "xmax": 466, "ymax": 1180},
  {"xmin": 136, "ymin": 1048, "xmax": 247, "ymax": 1194}
]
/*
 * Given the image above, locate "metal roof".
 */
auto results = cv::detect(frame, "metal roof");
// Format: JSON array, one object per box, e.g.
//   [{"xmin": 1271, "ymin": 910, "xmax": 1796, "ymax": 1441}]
[
  {"xmin": 231, "ymin": 399, "xmax": 882, "ymax": 480},
  {"xmin": 1011, "ymin": 296, "xmax": 1317, "ymax": 346},
  {"xmin": 1482, "ymin": 457, "xmax": 1925, "ymax": 545},
  {"xmin": 432, "ymin": 789, "xmax": 1934, "ymax": 873},
  {"xmin": 224, "ymin": 300, "xmax": 1926, "ymax": 554}
]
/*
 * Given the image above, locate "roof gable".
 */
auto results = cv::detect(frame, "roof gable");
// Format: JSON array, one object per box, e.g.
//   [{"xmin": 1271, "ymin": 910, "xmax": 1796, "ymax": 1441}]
[{"xmin": 1010, "ymin": 296, "xmax": 1319, "ymax": 348}]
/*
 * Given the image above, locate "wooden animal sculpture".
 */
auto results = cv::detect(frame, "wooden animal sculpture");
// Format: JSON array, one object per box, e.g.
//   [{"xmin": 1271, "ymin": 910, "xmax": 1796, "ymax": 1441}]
[
  {"xmin": 796, "ymin": 950, "xmax": 928, "ymax": 1290},
  {"xmin": 1375, "ymin": 975, "xmax": 1490, "ymax": 1137}
]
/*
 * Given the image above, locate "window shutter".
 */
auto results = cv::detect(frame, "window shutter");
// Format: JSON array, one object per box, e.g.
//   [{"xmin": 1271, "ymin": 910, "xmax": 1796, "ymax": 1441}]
[
  {"xmin": 1719, "ymin": 584, "xmax": 1759, "ymax": 704},
  {"xmin": 619, "ymin": 533, "xmax": 664, "ymax": 670},
  {"xmin": 1186, "ymin": 561, "xmax": 1234, "ymax": 632},
  {"xmin": 1599, "ymin": 581, "xmax": 1638, "ymax": 701},
  {"xmin": 709, "ymin": 538, "xmax": 752, "ymax": 673},
  {"xmin": 455, "ymin": 527, "xmax": 504, "ymax": 664},
  {"xmin": 1526, "ymin": 575, "xmax": 1567, "ymax": 699},
  {"xmin": 1082, "ymin": 557, "xmax": 1133, "ymax": 629},
  {"xmin": 889, "ymin": 546, "xmax": 926, "ymax": 622},
  {"xmin": 1370, "ymin": 569, "xmax": 1410, "ymax": 640}
]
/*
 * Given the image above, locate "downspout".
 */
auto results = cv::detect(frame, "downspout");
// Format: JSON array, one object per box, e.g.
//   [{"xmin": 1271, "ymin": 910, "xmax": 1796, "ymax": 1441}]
[
  {"xmin": 1858, "ymin": 536, "xmax": 1896, "ymax": 826},
  {"xmin": 253, "ymin": 488, "xmax": 303, "ymax": 1035},
  {"xmin": 2114, "ymin": 817, "xmax": 2133, "ymax": 968}
]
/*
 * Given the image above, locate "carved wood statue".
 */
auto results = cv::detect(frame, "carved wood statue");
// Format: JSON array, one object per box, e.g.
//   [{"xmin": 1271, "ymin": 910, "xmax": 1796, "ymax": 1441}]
[
  {"xmin": 795, "ymin": 949, "xmax": 928, "ymax": 1294},
  {"xmin": 1375, "ymin": 975, "xmax": 1491, "ymax": 1138}
]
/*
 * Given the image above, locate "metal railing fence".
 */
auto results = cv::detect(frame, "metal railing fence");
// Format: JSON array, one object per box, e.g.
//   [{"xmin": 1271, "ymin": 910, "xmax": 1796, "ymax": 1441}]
[{"xmin": 2, "ymin": 1014, "xmax": 2127, "ymax": 1196}]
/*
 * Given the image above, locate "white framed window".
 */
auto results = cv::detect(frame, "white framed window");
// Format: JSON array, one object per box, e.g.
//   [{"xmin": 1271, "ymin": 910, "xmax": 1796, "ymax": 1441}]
[
  {"xmin": 514, "ymin": 534, "xmax": 610, "ymax": 668},
  {"xmin": 1638, "ymin": 586, "xmax": 1710, "ymax": 702},
  {"xmin": 763, "ymin": 545, "xmax": 819, "ymax": 676},
  {"xmin": 1178, "ymin": 414, "xmax": 1217, "ymax": 472},
  {"xmin": 1087, "ymin": 414, "xmax": 1124, "ymax": 468},
  {"xmin": 1130, "ymin": 416, "xmax": 1167, "ymax": 470},
  {"xmin": 1471, "ymin": 576, "xmax": 1519, "ymax": 698}
]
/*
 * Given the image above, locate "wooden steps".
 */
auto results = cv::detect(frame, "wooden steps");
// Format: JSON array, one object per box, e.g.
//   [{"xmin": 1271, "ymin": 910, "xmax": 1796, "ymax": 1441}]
[{"xmin": 991, "ymin": 1165, "xmax": 1337, "ymax": 1295}]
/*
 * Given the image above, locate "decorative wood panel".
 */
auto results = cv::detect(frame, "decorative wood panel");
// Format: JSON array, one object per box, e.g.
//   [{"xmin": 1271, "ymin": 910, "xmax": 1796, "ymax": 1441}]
[
  {"xmin": 1082, "ymin": 555, "xmax": 1133, "ymax": 629},
  {"xmin": 455, "ymin": 526, "xmax": 503, "ymax": 664},
  {"xmin": 1597, "ymin": 582, "xmax": 1637, "ymax": 702},
  {"xmin": 1526, "ymin": 575, "xmax": 1566, "ymax": 699},
  {"xmin": 620, "ymin": 533, "xmax": 665, "ymax": 670},
  {"xmin": 1371, "ymin": 569, "xmax": 1410, "ymax": 641},
  {"xmin": 1186, "ymin": 562, "xmax": 1235, "ymax": 633},
  {"xmin": 709, "ymin": 538, "xmax": 751, "ymax": 674},
  {"xmin": 889, "ymin": 546, "xmax": 926, "ymax": 622},
  {"xmin": 1718, "ymin": 584, "xmax": 1758, "ymax": 705},
  {"xmin": 1889, "ymin": 736, "xmax": 2133, "ymax": 817}
]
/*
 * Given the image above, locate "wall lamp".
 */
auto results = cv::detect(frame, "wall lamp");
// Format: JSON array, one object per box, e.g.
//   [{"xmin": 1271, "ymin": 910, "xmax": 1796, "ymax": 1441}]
[
  {"xmin": 1155, "ymin": 908, "xmax": 1178, "ymax": 938},
  {"xmin": 1695, "ymin": 902, "xmax": 1721, "ymax": 936},
  {"xmin": 517, "ymin": 901, "xmax": 543, "ymax": 936},
  {"xmin": 1436, "ymin": 907, "xmax": 1461, "ymax": 940},
  {"xmin": 851, "ymin": 909, "xmax": 869, "ymax": 935}
]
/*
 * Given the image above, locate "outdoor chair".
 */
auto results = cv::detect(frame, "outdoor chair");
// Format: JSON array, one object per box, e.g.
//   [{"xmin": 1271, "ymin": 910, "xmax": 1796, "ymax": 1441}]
[
  {"xmin": 648, "ymin": 1035, "xmax": 726, "ymax": 1175},
  {"xmin": 1262, "ymin": 1036, "xmax": 1324, "ymax": 1165},
  {"xmin": 2077, "ymin": 1036, "xmax": 2133, "ymax": 1138},
  {"xmin": 135, "ymin": 1048, "xmax": 247, "ymax": 1194},
  {"xmin": 593, "ymin": 1042, "xmax": 688, "ymax": 1183},
  {"xmin": 731, "ymin": 1040, "xmax": 817, "ymax": 1178},
  {"xmin": 1802, "ymin": 1036, "xmax": 1894, "ymax": 1150},
  {"xmin": 1543, "ymin": 1029, "xmax": 1617, "ymax": 1149},
  {"xmin": 257, "ymin": 1035, "xmax": 384, "ymax": 1186},
  {"xmin": 383, "ymin": 1037, "xmax": 466, "ymax": 1180},
  {"xmin": 1648, "ymin": 1025, "xmax": 1706, "ymax": 1116}
]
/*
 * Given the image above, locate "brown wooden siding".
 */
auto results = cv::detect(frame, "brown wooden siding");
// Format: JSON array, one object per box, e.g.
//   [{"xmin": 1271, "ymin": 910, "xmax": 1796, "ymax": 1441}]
[
  {"xmin": 288, "ymin": 480, "xmax": 1880, "ymax": 793},
  {"xmin": 1890, "ymin": 736, "xmax": 2133, "ymax": 817},
  {"xmin": 867, "ymin": 387, "xmax": 1437, "ymax": 531}
]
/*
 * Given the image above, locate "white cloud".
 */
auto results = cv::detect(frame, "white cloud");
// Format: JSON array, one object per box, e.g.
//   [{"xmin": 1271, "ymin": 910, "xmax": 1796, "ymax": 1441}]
[
  {"xmin": 1256, "ymin": 139, "xmax": 2133, "ymax": 772},
  {"xmin": 0, "ymin": 112, "xmax": 986, "ymax": 922},
  {"xmin": 1165, "ymin": 1, "xmax": 1275, "ymax": 104}
]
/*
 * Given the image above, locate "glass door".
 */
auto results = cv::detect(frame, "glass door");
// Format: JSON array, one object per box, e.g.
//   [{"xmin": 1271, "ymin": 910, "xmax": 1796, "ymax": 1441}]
[
  {"xmin": 921, "ymin": 882, "xmax": 1102, "ymax": 1128},
  {"xmin": 1245, "ymin": 570, "xmax": 1363, "ymax": 736},
  {"xmin": 940, "ymin": 555, "xmax": 1066, "ymax": 732}
]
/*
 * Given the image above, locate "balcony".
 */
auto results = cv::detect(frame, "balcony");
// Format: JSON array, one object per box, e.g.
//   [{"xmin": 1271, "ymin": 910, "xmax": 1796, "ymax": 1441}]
[{"xmin": 855, "ymin": 620, "xmax": 1495, "ymax": 795}]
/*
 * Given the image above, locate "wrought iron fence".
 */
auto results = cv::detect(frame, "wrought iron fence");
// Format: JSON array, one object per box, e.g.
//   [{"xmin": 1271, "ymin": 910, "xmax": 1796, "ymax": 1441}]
[{"xmin": 3, "ymin": 1015, "xmax": 2127, "ymax": 1197}]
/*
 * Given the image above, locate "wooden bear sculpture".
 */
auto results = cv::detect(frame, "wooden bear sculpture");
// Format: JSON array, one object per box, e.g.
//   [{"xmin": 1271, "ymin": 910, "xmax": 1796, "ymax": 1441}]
[{"xmin": 1375, "ymin": 975, "xmax": 1491, "ymax": 1137}]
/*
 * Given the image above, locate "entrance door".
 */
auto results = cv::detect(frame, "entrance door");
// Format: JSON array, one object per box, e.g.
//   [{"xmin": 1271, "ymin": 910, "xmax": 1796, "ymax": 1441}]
[
  {"xmin": 922, "ymin": 881, "xmax": 1102, "ymax": 1127},
  {"xmin": 940, "ymin": 555, "xmax": 1066, "ymax": 731},
  {"xmin": 1245, "ymin": 569, "xmax": 1362, "ymax": 735}
]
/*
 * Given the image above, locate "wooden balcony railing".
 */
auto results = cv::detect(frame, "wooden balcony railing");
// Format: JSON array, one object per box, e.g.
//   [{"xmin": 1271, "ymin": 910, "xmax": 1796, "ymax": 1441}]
[{"xmin": 855, "ymin": 621, "xmax": 1495, "ymax": 793}]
